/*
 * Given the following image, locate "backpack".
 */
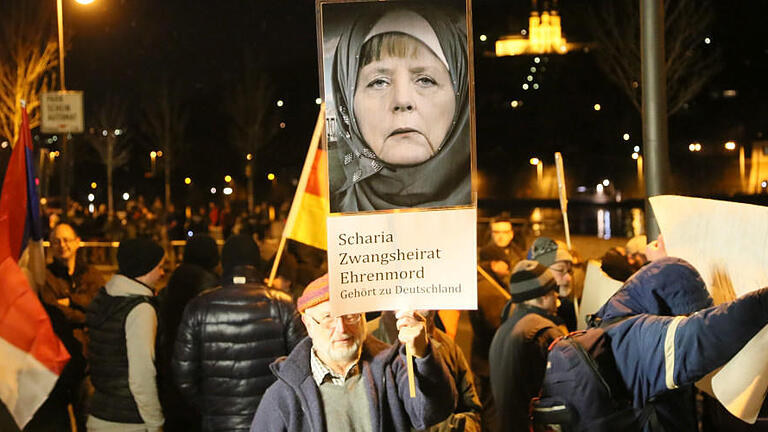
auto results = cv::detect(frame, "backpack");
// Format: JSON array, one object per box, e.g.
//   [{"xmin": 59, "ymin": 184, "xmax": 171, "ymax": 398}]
[{"xmin": 531, "ymin": 317, "xmax": 662, "ymax": 432}]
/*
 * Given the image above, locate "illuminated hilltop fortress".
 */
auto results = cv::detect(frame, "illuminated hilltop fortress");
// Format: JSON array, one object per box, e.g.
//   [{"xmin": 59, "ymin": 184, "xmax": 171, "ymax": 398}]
[{"xmin": 495, "ymin": 0, "xmax": 580, "ymax": 56}]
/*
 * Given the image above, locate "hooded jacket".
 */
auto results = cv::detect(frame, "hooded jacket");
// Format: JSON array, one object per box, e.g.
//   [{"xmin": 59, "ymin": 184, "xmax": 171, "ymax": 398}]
[
  {"xmin": 250, "ymin": 336, "xmax": 458, "ymax": 432},
  {"xmin": 594, "ymin": 257, "xmax": 768, "ymax": 430},
  {"xmin": 172, "ymin": 265, "xmax": 306, "ymax": 432}
]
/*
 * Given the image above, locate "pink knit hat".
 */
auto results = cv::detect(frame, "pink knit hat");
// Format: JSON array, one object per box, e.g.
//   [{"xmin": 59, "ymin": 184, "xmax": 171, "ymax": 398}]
[{"xmin": 297, "ymin": 273, "xmax": 329, "ymax": 313}]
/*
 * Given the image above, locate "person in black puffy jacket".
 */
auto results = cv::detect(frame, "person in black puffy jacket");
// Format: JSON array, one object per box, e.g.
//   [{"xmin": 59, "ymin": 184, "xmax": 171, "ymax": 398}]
[{"xmin": 172, "ymin": 234, "xmax": 306, "ymax": 432}]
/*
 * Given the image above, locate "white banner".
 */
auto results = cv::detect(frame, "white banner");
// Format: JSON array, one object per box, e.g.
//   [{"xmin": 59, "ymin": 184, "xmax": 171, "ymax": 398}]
[
  {"xmin": 651, "ymin": 194, "xmax": 768, "ymax": 423},
  {"xmin": 650, "ymin": 195, "xmax": 768, "ymax": 297},
  {"xmin": 327, "ymin": 208, "xmax": 477, "ymax": 316}
]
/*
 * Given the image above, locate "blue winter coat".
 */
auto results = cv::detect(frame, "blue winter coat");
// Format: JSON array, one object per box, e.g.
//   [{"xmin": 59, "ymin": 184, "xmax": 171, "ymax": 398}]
[
  {"xmin": 250, "ymin": 335, "xmax": 458, "ymax": 432},
  {"xmin": 594, "ymin": 257, "xmax": 768, "ymax": 430}
]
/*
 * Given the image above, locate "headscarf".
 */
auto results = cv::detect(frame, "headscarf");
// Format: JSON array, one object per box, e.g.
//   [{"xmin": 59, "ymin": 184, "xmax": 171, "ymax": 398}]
[{"xmin": 329, "ymin": 3, "xmax": 471, "ymax": 212}]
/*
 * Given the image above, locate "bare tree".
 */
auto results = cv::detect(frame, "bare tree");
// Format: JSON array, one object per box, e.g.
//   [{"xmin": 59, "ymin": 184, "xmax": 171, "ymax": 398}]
[
  {"xmin": 86, "ymin": 95, "xmax": 132, "ymax": 221},
  {"xmin": 0, "ymin": 0, "xmax": 58, "ymax": 142},
  {"xmin": 228, "ymin": 53, "xmax": 277, "ymax": 212},
  {"xmin": 586, "ymin": 0, "xmax": 721, "ymax": 116},
  {"xmin": 141, "ymin": 78, "xmax": 188, "ymax": 213}
]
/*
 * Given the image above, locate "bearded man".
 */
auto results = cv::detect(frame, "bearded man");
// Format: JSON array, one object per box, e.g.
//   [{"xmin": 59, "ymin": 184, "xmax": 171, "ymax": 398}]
[{"xmin": 251, "ymin": 274, "xmax": 458, "ymax": 432}]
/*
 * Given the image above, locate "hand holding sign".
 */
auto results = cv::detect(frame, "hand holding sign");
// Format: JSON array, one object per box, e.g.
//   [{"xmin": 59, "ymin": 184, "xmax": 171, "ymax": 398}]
[
  {"xmin": 645, "ymin": 234, "xmax": 667, "ymax": 262},
  {"xmin": 396, "ymin": 310, "xmax": 427, "ymax": 399},
  {"xmin": 396, "ymin": 310, "xmax": 428, "ymax": 358}
]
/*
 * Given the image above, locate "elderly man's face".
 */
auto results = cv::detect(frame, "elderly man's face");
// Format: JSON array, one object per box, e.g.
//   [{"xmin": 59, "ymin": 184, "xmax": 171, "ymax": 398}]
[
  {"xmin": 490, "ymin": 221, "xmax": 514, "ymax": 248},
  {"xmin": 50, "ymin": 224, "xmax": 80, "ymax": 261},
  {"xmin": 303, "ymin": 302, "xmax": 365, "ymax": 365},
  {"xmin": 549, "ymin": 260, "xmax": 573, "ymax": 297}
]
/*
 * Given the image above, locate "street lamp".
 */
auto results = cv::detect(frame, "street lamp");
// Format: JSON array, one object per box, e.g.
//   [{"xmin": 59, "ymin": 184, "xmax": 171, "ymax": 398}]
[
  {"xmin": 529, "ymin": 157, "xmax": 543, "ymax": 188},
  {"xmin": 150, "ymin": 151, "xmax": 157, "ymax": 175},
  {"xmin": 56, "ymin": 0, "xmax": 97, "ymax": 90},
  {"xmin": 724, "ymin": 141, "xmax": 736, "ymax": 151}
]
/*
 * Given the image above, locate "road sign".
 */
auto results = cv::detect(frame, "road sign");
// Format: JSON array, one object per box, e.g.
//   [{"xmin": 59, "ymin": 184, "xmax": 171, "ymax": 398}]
[{"xmin": 41, "ymin": 91, "xmax": 84, "ymax": 134}]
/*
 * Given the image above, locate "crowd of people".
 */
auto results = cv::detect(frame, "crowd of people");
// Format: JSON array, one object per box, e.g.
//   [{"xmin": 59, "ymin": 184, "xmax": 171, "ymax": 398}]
[{"xmin": 5, "ymin": 212, "xmax": 768, "ymax": 432}]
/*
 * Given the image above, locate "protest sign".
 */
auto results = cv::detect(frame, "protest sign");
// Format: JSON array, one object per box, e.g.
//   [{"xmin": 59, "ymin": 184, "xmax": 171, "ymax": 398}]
[
  {"xmin": 650, "ymin": 195, "xmax": 768, "ymax": 296},
  {"xmin": 327, "ymin": 208, "xmax": 476, "ymax": 316},
  {"xmin": 651, "ymin": 195, "xmax": 768, "ymax": 422},
  {"xmin": 577, "ymin": 260, "xmax": 623, "ymax": 330},
  {"xmin": 317, "ymin": 0, "xmax": 478, "ymax": 316}
]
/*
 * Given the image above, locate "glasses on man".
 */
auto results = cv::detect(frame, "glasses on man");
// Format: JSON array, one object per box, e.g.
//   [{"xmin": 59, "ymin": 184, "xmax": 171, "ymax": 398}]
[
  {"xmin": 305, "ymin": 313, "xmax": 362, "ymax": 329},
  {"xmin": 549, "ymin": 264, "xmax": 574, "ymax": 276}
]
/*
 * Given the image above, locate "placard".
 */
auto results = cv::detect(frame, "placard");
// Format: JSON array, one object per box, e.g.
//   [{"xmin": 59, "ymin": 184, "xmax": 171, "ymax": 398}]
[
  {"xmin": 327, "ymin": 208, "xmax": 477, "ymax": 315},
  {"xmin": 650, "ymin": 195, "xmax": 768, "ymax": 297},
  {"xmin": 317, "ymin": 0, "xmax": 478, "ymax": 316},
  {"xmin": 651, "ymin": 195, "xmax": 768, "ymax": 423},
  {"xmin": 577, "ymin": 260, "xmax": 623, "ymax": 330}
]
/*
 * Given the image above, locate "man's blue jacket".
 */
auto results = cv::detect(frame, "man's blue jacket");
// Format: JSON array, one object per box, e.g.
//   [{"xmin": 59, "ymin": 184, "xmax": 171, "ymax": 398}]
[{"xmin": 594, "ymin": 257, "xmax": 768, "ymax": 430}]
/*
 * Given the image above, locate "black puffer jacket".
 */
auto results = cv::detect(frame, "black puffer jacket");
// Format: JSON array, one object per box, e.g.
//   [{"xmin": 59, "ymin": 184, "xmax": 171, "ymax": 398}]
[{"xmin": 172, "ymin": 265, "xmax": 306, "ymax": 432}]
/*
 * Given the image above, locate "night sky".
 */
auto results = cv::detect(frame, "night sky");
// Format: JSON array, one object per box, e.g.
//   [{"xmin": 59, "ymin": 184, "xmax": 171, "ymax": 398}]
[{"xmin": 8, "ymin": 0, "xmax": 768, "ymax": 207}]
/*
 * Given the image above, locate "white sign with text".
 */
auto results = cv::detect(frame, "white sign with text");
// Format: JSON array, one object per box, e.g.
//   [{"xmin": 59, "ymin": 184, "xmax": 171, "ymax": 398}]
[
  {"xmin": 41, "ymin": 91, "xmax": 84, "ymax": 134},
  {"xmin": 327, "ymin": 208, "xmax": 477, "ymax": 316}
]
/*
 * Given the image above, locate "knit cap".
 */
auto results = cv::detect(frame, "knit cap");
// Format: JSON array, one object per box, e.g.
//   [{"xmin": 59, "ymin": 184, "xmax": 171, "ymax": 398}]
[
  {"xmin": 118, "ymin": 238, "xmax": 165, "ymax": 278},
  {"xmin": 508, "ymin": 260, "xmax": 557, "ymax": 302},
  {"xmin": 221, "ymin": 234, "xmax": 261, "ymax": 275},
  {"xmin": 297, "ymin": 273, "xmax": 329, "ymax": 313},
  {"xmin": 527, "ymin": 237, "xmax": 573, "ymax": 267},
  {"xmin": 184, "ymin": 234, "xmax": 219, "ymax": 271}
]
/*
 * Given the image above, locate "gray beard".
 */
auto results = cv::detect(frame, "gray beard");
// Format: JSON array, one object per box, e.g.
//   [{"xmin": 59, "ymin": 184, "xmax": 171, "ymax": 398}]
[{"xmin": 328, "ymin": 340, "xmax": 362, "ymax": 363}]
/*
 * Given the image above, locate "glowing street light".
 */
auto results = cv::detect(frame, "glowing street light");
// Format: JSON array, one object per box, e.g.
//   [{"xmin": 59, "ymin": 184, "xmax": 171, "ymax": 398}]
[
  {"xmin": 632, "ymin": 152, "xmax": 639, "ymax": 160},
  {"xmin": 210, "ymin": 187, "xmax": 217, "ymax": 194},
  {"xmin": 246, "ymin": 153, "xmax": 253, "ymax": 160},
  {"xmin": 90, "ymin": 182, "xmax": 97, "ymax": 189},
  {"xmin": 688, "ymin": 142, "xmax": 702, "ymax": 152},
  {"xmin": 224, "ymin": 175, "xmax": 232, "ymax": 183},
  {"xmin": 149, "ymin": 151, "xmax": 157, "ymax": 175},
  {"xmin": 184, "ymin": 177, "xmax": 192, "ymax": 185},
  {"xmin": 223, "ymin": 187, "xmax": 233, "ymax": 196},
  {"xmin": 623, "ymin": 133, "xmax": 630, "ymax": 141},
  {"xmin": 267, "ymin": 173, "xmax": 276, "ymax": 181},
  {"xmin": 724, "ymin": 141, "xmax": 736, "ymax": 151},
  {"xmin": 122, "ymin": 192, "xmax": 130, "ymax": 201},
  {"xmin": 529, "ymin": 158, "xmax": 543, "ymax": 187},
  {"xmin": 602, "ymin": 179, "xmax": 610, "ymax": 187},
  {"xmin": 87, "ymin": 193, "xmax": 95, "ymax": 202},
  {"xmin": 593, "ymin": 103, "xmax": 602, "ymax": 111}
]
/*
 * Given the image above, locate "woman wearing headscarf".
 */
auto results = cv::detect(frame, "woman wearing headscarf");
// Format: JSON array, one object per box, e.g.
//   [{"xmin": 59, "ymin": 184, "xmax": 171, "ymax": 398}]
[{"xmin": 328, "ymin": 3, "xmax": 471, "ymax": 212}]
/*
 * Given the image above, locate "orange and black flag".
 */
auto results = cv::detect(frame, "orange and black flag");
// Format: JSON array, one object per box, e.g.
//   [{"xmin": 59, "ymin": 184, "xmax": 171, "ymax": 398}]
[
  {"xmin": 268, "ymin": 105, "xmax": 328, "ymax": 285},
  {"xmin": 285, "ymin": 104, "xmax": 328, "ymax": 251}
]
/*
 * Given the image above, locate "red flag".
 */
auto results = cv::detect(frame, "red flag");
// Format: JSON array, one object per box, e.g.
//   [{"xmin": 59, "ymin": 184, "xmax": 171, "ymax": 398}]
[{"xmin": 0, "ymin": 104, "xmax": 70, "ymax": 429}]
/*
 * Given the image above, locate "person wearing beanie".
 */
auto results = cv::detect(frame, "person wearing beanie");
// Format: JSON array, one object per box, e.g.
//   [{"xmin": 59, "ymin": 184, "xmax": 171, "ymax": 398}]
[
  {"xmin": 86, "ymin": 238, "xmax": 166, "ymax": 431},
  {"xmin": 173, "ymin": 234, "xmax": 305, "ymax": 432},
  {"xmin": 157, "ymin": 234, "xmax": 220, "ymax": 431},
  {"xmin": 264, "ymin": 251, "xmax": 300, "ymax": 300},
  {"xmin": 528, "ymin": 237, "xmax": 578, "ymax": 331},
  {"xmin": 251, "ymin": 274, "xmax": 458, "ymax": 432},
  {"xmin": 488, "ymin": 260, "xmax": 566, "ymax": 432}
]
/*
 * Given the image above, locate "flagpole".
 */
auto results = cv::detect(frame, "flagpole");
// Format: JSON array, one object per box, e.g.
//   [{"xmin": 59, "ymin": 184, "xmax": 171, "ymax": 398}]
[
  {"xmin": 267, "ymin": 104, "xmax": 326, "ymax": 287},
  {"xmin": 554, "ymin": 152, "xmax": 571, "ymax": 250}
]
